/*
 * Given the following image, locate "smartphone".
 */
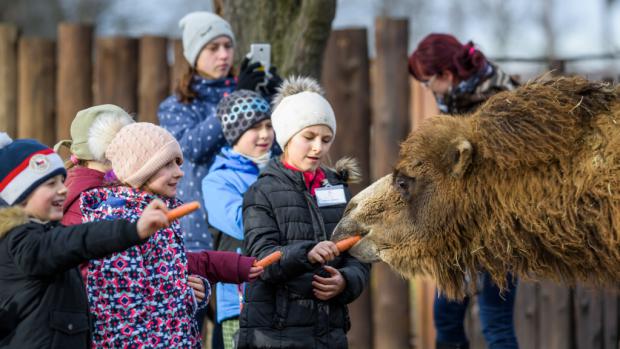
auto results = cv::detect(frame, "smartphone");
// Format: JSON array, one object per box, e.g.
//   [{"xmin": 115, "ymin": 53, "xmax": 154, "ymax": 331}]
[{"xmin": 248, "ymin": 43, "xmax": 271, "ymax": 73}]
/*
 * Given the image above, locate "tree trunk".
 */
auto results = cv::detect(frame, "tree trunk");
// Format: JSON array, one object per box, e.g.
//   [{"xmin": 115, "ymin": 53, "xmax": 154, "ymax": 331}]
[{"xmin": 220, "ymin": 0, "xmax": 336, "ymax": 80}]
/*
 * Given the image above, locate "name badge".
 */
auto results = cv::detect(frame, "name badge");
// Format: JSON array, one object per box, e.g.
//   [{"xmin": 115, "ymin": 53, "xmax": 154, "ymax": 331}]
[{"xmin": 315, "ymin": 185, "xmax": 347, "ymax": 207}]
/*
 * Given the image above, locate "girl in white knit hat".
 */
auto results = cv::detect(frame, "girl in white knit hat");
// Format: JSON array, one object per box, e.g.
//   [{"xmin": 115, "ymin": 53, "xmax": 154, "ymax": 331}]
[
  {"xmin": 79, "ymin": 122, "xmax": 263, "ymax": 348},
  {"xmin": 237, "ymin": 77, "xmax": 370, "ymax": 349}
]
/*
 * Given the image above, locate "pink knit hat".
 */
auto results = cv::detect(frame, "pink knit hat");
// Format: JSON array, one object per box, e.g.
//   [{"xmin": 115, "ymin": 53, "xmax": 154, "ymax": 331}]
[{"xmin": 105, "ymin": 123, "xmax": 183, "ymax": 188}]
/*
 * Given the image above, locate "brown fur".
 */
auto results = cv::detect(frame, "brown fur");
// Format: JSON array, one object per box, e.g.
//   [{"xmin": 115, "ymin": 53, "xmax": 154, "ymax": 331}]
[
  {"xmin": 0, "ymin": 206, "xmax": 29, "ymax": 238},
  {"xmin": 332, "ymin": 76, "xmax": 620, "ymax": 299}
]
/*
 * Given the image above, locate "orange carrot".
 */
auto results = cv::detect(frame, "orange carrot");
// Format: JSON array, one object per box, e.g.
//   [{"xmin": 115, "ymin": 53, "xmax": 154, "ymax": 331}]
[
  {"xmin": 166, "ymin": 201, "xmax": 200, "ymax": 221},
  {"xmin": 254, "ymin": 251, "xmax": 283, "ymax": 268},
  {"xmin": 335, "ymin": 235, "xmax": 361, "ymax": 252}
]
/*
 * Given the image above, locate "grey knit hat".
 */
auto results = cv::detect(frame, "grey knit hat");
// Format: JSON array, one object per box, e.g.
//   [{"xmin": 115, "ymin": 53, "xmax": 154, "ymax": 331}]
[
  {"xmin": 179, "ymin": 11, "xmax": 235, "ymax": 67},
  {"xmin": 216, "ymin": 90, "xmax": 271, "ymax": 145}
]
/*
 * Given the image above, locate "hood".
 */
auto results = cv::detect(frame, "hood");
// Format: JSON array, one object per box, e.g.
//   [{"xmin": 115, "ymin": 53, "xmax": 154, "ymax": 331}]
[
  {"xmin": 190, "ymin": 75, "xmax": 236, "ymax": 103},
  {"xmin": 209, "ymin": 146, "xmax": 259, "ymax": 174},
  {"xmin": 63, "ymin": 167, "xmax": 106, "ymax": 213},
  {"xmin": 0, "ymin": 206, "xmax": 29, "ymax": 238},
  {"xmin": 261, "ymin": 157, "xmax": 362, "ymax": 188}
]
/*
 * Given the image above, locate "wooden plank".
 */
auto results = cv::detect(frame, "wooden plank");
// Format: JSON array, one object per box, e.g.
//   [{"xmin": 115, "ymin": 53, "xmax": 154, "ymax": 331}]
[
  {"xmin": 574, "ymin": 285, "xmax": 604, "ymax": 349},
  {"xmin": 539, "ymin": 281, "xmax": 572, "ymax": 349},
  {"xmin": 0, "ymin": 23, "xmax": 18, "ymax": 136},
  {"xmin": 409, "ymin": 77, "xmax": 438, "ymax": 131},
  {"xmin": 371, "ymin": 17, "xmax": 411, "ymax": 349},
  {"xmin": 514, "ymin": 281, "xmax": 540, "ymax": 349},
  {"xmin": 56, "ymin": 23, "xmax": 93, "ymax": 140},
  {"xmin": 94, "ymin": 37, "xmax": 138, "ymax": 114},
  {"xmin": 322, "ymin": 28, "xmax": 373, "ymax": 349},
  {"xmin": 411, "ymin": 277, "xmax": 437, "ymax": 349},
  {"xmin": 138, "ymin": 35, "xmax": 169, "ymax": 124},
  {"xmin": 18, "ymin": 37, "xmax": 56, "ymax": 145},
  {"xmin": 602, "ymin": 290, "xmax": 618, "ymax": 349}
]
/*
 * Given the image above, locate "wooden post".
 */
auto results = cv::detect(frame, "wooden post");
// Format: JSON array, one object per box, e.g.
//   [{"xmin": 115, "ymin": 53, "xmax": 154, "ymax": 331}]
[
  {"xmin": 138, "ymin": 35, "xmax": 169, "ymax": 124},
  {"xmin": 94, "ymin": 37, "xmax": 138, "ymax": 114},
  {"xmin": 18, "ymin": 37, "xmax": 56, "ymax": 146},
  {"xmin": 574, "ymin": 286, "xmax": 604, "ymax": 349},
  {"xmin": 371, "ymin": 17, "xmax": 411, "ymax": 349},
  {"xmin": 322, "ymin": 28, "xmax": 372, "ymax": 349},
  {"xmin": 0, "ymin": 24, "xmax": 18, "ymax": 137},
  {"xmin": 539, "ymin": 281, "xmax": 572, "ymax": 349},
  {"xmin": 514, "ymin": 281, "xmax": 540, "ymax": 349},
  {"xmin": 170, "ymin": 39, "xmax": 188, "ymax": 94},
  {"xmin": 56, "ymin": 23, "xmax": 93, "ymax": 140}
]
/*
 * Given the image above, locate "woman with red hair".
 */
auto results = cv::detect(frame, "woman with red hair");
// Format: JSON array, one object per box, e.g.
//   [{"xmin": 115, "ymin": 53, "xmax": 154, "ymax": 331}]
[
  {"xmin": 409, "ymin": 33, "xmax": 518, "ymax": 115},
  {"xmin": 409, "ymin": 33, "xmax": 519, "ymax": 349}
]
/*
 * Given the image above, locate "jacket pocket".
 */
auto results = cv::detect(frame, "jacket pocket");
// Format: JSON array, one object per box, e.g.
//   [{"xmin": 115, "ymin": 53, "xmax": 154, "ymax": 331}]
[{"xmin": 49, "ymin": 310, "xmax": 89, "ymax": 348}]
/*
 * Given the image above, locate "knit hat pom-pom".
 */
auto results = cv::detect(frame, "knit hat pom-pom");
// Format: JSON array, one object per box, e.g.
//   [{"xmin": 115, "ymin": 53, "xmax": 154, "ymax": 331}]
[
  {"xmin": 272, "ymin": 76, "xmax": 325, "ymax": 109},
  {"xmin": 0, "ymin": 132, "xmax": 13, "ymax": 149}
]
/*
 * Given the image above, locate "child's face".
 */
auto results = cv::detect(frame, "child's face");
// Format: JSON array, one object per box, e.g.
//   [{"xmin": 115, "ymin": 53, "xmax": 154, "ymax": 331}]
[
  {"xmin": 22, "ymin": 175, "xmax": 67, "ymax": 221},
  {"xmin": 196, "ymin": 36, "xmax": 234, "ymax": 79},
  {"xmin": 283, "ymin": 125, "xmax": 333, "ymax": 172},
  {"xmin": 232, "ymin": 119, "xmax": 274, "ymax": 158},
  {"xmin": 144, "ymin": 159, "xmax": 184, "ymax": 198}
]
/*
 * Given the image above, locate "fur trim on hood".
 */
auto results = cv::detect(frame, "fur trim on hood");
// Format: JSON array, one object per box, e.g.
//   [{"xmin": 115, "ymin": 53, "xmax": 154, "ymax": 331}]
[
  {"xmin": 330, "ymin": 157, "xmax": 362, "ymax": 184},
  {"xmin": 0, "ymin": 206, "xmax": 29, "ymax": 238},
  {"xmin": 272, "ymin": 76, "xmax": 325, "ymax": 110}
]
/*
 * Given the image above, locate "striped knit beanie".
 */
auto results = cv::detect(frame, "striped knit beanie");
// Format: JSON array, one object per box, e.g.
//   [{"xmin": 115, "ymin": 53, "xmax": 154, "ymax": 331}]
[
  {"xmin": 105, "ymin": 123, "xmax": 183, "ymax": 189},
  {"xmin": 0, "ymin": 133, "xmax": 66, "ymax": 206}
]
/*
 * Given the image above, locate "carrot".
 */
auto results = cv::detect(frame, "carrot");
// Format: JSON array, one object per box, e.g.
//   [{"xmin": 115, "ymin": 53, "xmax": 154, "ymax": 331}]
[
  {"xmin": 335, "ymin": 235, "xmax": 361, "ymax": 252},
  {"xmin": 254, "ymin": 251, "xmax": 283, "ymax": 268},
  {"xmin": 166, "ymin": 201, "xmax": 200, "ymax": 221}
]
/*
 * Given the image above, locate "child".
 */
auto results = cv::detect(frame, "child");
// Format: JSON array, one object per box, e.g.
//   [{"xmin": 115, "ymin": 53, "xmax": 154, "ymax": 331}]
[
  {"xmin": 79, "ymin": 123, "xmax": 261, "ymax": 348},
  {"xmin": 0, "ymin": 133, "xmax": 168, "ymax": 348},
  {"xmin": 202, "ymin": 90, "xmax": 274, "ymax": 349},
  {"xmin": 237, "ymin": 77, "xmax": 371, "ymax": 349},
  {"xmin": 54, "ymin": 104, "xmax": 134, "ymax": 227}
]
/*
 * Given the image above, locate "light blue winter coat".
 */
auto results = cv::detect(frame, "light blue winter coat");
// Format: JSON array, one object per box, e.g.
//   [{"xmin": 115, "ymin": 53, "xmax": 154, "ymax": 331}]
[
  {"xmin": 158, "ymin": 75, "xmax": 236, "ymax": 251},
  {"xmin": 202, "ymin": 146, "xmax": 261, "ymax": 322}
]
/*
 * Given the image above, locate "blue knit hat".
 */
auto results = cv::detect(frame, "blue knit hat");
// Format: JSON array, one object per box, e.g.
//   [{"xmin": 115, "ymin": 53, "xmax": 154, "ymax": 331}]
[{"xmin": 0, "ymin": 133, "xmax": 66, "ymax": 206}]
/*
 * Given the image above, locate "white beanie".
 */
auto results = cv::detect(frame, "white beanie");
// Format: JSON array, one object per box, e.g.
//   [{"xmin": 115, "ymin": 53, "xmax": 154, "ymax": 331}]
[
  {"xmin": 179, "ymin": 11, "xmax": 235, "ymax": 67},
  {"xmin": 271, "ymin": 76, "xmax": 336, "ymax": 149}
]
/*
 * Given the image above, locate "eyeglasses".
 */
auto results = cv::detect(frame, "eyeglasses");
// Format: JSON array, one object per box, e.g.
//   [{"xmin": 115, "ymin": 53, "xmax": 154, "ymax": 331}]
[{"xmin": 421, "ymin": 74, "xmax": 437, "ymax": 88}]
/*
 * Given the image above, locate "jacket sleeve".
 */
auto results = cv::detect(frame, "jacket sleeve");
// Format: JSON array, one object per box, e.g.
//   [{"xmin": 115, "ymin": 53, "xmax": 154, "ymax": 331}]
[
  {"xmin": 8, "ymin": 220, "xmax": 142, "ymax": 277},
  {"xmin": 202, "ymin": 170, "xmax": 244, "ymax": 240},
  {"xmin": 242, "ymin": 185, "xmax": 316, "ymax": 283},
  {"xmin": 335, "ymin": 253, "xmax": 371, "ymax": 304},
  {"xmin": 158, "ymin": 97, "xmax": 226, "ymax": 164},
  {"xmin": 187, "ymin": 250, "xmax": 255, "ymax": 284}
]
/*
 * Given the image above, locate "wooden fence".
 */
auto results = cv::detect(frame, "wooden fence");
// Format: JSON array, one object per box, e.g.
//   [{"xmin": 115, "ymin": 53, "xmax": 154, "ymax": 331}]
[{"xmin": 1, "ymin": 18, "xmax": 619, "ymax": 349}]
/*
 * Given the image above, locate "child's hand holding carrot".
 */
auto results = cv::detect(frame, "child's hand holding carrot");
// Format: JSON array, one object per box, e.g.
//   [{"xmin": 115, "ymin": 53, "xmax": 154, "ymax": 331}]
[
  {"xmin": 307, "ymin": 241, "xmax": 340, "ymax": 264},
  {"xmin": 248, "ymin": 266, "xmax": 264, "ymax": 281},
  {"xmin": 137, "ymin": 199, "xmax": 169, "ymax": 239}
]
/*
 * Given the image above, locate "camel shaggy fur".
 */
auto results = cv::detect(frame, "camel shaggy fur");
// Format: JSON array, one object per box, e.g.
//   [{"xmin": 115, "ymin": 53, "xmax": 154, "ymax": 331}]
[{"xmin": 332, "ymin": 76, "xmax": 620, "ymax": 299}]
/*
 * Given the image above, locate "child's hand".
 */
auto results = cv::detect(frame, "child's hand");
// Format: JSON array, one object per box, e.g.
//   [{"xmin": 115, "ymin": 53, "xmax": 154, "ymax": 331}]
[
  {"xmin": 312, "ymin": 266, "xmax": 346, "ymax": 301},
  {"xmin": 248, "ymin": 266, "xmax": 264, "ymax": 281},
  {"xmin": 188, "ymin": 275, "xmax": 206, "ymax": 302},
  {"xmin": 307, "ymin": 241, "xmax": 339, "ymax": 264},
  {"xmin": 137, "ymin": 199, "xmax": 169, "ymax": 239}
]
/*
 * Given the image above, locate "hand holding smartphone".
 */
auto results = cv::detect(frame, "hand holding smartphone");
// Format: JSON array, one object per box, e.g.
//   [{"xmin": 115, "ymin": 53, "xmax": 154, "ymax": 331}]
[{"xmin": 247, "ymin": 43, "xmax": 271, "ymax": 74}]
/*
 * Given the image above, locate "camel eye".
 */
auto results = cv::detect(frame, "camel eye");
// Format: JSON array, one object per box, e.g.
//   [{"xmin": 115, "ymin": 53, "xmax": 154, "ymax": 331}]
[{"xmin": 396, "ymin": 177, "xmax": 409, "ymax": 192}]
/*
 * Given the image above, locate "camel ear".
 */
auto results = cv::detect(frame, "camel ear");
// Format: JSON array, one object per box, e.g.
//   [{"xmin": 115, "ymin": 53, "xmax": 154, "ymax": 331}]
[{"xmin": 449, "ymin": 138, "xmax": 473, "ymax": 178}]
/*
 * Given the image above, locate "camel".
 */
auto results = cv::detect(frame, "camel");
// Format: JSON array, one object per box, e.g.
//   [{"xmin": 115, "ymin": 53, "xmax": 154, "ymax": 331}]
[{"xmin": 332, "ymin": 76, "xmax": 620, "ymax": 299}]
